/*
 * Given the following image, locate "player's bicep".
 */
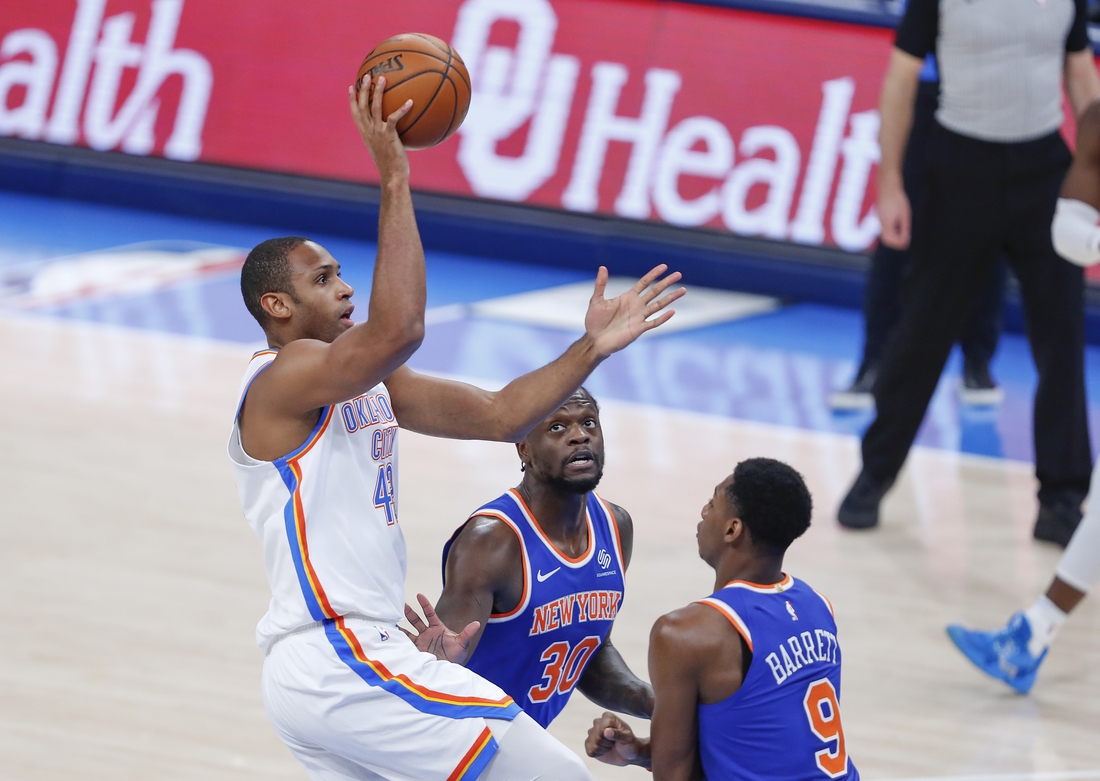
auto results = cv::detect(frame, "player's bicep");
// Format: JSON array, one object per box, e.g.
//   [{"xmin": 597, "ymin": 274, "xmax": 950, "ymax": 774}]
[{"xmin": 255, "ymin": 332, "xmax": 407, "ymax": 416}]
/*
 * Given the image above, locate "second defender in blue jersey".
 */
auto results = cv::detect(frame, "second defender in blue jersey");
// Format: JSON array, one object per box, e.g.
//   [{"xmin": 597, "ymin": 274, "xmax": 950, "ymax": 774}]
[
  {"xmin": 437, "ymin": 389, "xmax": 654, "ymax": 728},
  {"xmin": 585, "ymin": 459, "xmax": 859, "ymax": 780}
]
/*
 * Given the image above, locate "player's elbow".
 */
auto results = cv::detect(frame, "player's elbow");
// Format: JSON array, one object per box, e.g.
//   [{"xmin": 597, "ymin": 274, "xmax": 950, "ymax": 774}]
[{"xmin": 387, "ymin": 317, "xmax": 425, "ymax": 359}]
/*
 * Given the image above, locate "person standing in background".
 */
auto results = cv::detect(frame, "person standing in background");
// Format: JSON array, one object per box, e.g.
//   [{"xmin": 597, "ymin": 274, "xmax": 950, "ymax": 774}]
[
  {"xmin": 838, "ymin": 0, "xmax": 1100, "ymax": 548},
  {"xmin": 830, "ymin": 54, "xmax": 1007, "ymax": 411}
]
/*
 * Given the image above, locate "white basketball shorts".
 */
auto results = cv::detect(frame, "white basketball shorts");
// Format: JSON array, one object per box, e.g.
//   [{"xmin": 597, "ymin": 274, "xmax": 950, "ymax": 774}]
[{"xmin": 261, "ymin": 616, "xmax": 521, "ymax": 780}]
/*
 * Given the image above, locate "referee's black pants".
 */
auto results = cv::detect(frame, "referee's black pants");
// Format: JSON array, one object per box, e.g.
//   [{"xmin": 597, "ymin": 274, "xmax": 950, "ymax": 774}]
[
  {"xmin": 863, "ymin": 122, "xmax": 1093, "ymax": 506},
  {"xmin": 861, "ymin": 83, "xmax": 1006, "ymax": 375}
]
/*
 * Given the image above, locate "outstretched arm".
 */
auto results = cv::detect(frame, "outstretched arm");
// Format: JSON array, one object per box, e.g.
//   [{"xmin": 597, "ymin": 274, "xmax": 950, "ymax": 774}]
[
  {"xmin": 387, "ymin": 265, "xmax": 684, "ymax": 441},
  {"xmin": 246, "ymin": 77, "xmax": 422, "ymax": 421},
  {"xmin": 432, "ymin": 516, "xmax": 527, "ymax": 662}
]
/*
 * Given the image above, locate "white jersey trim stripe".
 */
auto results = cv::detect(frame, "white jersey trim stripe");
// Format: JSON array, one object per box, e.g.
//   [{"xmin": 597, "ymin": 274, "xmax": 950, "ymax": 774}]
[
  {"xmin": 469, "ymin": 510, "xmax": 532, "ymax": 623},
  {"xmin": 506, "ymin": 489, "xmax": 596, "ymax": 568},
  {"xmin": 810, "ymin": 586, "xmax": 835, "ymax": 618},
  {"xmin": 696, "ymin": 597, "xmax": 754, "ymax": 652},
  {"xmin": 593, "ymin": 494, "xmax": 626, "ymax": 573}
]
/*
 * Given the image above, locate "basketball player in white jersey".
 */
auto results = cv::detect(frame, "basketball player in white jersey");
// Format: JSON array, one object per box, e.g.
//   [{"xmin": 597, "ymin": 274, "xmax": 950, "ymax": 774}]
[
  {"xmin": 227, "ymin": 76, "xmax": 683, "ymax": 780},
  {"xmin": 947, "ymin": 100, "xmax": 1100, "ymax": 693}
]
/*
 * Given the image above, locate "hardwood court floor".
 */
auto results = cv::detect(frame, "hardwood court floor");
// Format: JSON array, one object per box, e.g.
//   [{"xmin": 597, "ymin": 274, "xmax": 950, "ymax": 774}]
[{"xmin": 1, "ymin": 312, "xmax": 1097, "ymax": 780}]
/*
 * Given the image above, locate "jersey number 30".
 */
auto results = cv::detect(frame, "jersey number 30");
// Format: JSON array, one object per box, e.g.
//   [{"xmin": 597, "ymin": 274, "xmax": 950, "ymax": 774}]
[
  {"xmin": 527, "ymin": 636, "xmax": 601, "ymax": 703},
  {"xmin": 803, "ymin": 678, "xmax": 848, "ymax": 778}
]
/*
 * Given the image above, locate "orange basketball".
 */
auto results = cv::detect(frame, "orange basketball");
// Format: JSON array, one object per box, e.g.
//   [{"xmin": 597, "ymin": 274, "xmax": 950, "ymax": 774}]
[{"xmin": 356, "ymin": 33, "xmax": 472, "ymax": 150}]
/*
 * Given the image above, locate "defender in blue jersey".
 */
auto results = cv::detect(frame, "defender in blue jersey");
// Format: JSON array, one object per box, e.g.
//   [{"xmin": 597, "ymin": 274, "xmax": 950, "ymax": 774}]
[
  {"xmin": 586, "ymin": 459, "xmax": 859, "ymax": 780},
  {"xmin": 434, "ymin": 388, "xmax": 654, "ymax": 728}
]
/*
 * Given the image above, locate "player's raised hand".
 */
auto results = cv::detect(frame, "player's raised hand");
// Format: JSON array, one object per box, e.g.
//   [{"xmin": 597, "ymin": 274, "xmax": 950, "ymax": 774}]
[
  {"xmin": 586, "ymin": 712, "xmax": 648, "ymax": 767},
  {"xmin": 349, "ymin": 75, "xmax": 413, "ymax": 183},
  {"xmin": 401, "ymin": 593, "xmax": 480, "ymax": 664},
  {"xmin": 584, "ymin": 265, "xmax": 685, "ymax": 357}
]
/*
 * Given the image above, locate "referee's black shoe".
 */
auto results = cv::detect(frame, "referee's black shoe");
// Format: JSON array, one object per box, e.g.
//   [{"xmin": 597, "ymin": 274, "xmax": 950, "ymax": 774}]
[
  {"xmin": 1033, "ymin": 501, "xmax": 1082, "ymax": 548},
  {"xmin": 838, "ymin": 470, "xmax": 894, "ymax": 529}
]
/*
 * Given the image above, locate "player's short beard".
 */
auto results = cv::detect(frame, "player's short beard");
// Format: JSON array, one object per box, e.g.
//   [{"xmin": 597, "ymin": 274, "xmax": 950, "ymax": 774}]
[{"xmin": 546, "ymin": 465, "xmax": 604, "ymax": 495}]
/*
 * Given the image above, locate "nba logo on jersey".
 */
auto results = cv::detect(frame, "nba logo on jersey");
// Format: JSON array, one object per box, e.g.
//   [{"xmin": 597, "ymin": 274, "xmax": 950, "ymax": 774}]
[{"xmin": 786, "ymin": 601, "xmax": 799, "ymax": 621}]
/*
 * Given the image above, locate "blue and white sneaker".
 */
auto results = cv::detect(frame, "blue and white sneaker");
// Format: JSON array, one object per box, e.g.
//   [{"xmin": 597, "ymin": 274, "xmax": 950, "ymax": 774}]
[{"xmin": 946, "ymin": 612, "xmax": 1047, "ymax": 694}]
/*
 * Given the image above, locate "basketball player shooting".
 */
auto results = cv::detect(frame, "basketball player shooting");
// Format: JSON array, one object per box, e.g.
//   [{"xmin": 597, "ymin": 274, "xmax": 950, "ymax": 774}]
[
  {"xmin": 424, "ymin": 387, "xmax": 653, "ymax": 729},
  {"xmin": 584, "ymin": 460, "xmax": 860, "ymax": 780},
  {"xmin": 227, "ymin": 77, "xmax": 684, "ymax": 780},
  {"xmin": 946, "ymin": 99, "xmax": 1100, "ymax": 694}
]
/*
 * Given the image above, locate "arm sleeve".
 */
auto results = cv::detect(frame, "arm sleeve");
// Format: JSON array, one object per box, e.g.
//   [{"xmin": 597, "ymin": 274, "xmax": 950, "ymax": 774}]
[
  {"xmin": 1066, "ymin": 0, "xmax": 1089, "ymax": 53},
  {"xmin": 895, "ymin": 0, "xmax": 939, "ymax": 59}
]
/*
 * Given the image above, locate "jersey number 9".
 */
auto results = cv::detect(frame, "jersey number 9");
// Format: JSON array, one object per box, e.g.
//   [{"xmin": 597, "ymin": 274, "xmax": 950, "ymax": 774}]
[{"xmin": 803, "ymin": 678, "xmax": 848, "ymax": 778}]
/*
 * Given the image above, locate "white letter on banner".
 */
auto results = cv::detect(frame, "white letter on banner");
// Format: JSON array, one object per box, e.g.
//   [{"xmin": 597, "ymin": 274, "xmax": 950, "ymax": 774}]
[
  {"xmin": 789, "ymin": 77, "xmax": 854, "ymax": 245},
  {"xmin": 562, "ymin": 63, "xmax": 681, "ymax": 218},
  {"xmin": 84, "ymin": 0, "xmax": 212, "ymax": 160},
  {"xmin": 44, "ymin": 0, "xmax": 106, "ymax": 145},
  {"xmin": 652, "ymin": 116, "xmax": 734, "ymax": 227},
  {"xmin": 832, "ymin": 109, "xmax": 881, "ymax": 251},
  {"xmin": 721, "ymin": 125, "xmax": 801, "ymax": 239},
  {"xmin": 454, "ymin": 0, "xmax": 579, "ymax": 201},
  {"xmin": 0, "ymin": 30, "xmax": 58, "ymax": 139}
]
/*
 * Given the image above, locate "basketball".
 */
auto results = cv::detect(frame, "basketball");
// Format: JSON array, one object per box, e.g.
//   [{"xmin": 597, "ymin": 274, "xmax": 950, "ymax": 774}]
[{"xmin": 356, "ymin": 33, "xmax": 472, "ymax": 150}]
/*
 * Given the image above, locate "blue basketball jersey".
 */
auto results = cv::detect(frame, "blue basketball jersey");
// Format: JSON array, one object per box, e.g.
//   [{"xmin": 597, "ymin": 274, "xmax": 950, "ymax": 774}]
[
  {"xmin": 695, "ymin": 576, "xmax": 859, "ymax": 781},
  {"xmin": 442, "ymin": 489, "xmax": 626, "ymax": 728}
]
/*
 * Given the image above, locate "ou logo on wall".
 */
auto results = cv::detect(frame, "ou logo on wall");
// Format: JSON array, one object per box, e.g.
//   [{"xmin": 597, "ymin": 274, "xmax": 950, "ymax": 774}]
[
  {"xmin": 452, "ymin": 0, "xmax": 579, "ymax": 202},
  {"xmin": 451, "ymin": 0, "xmax": 883, "ymax": 251},
  {"xmin": 0, "ymin": 0, "xmax": 212, "ymax": 160}
]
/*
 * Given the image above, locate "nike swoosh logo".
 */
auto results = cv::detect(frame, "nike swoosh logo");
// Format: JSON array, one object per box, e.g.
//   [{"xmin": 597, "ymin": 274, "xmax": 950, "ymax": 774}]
[{"xmin": 536, "ymin": 567, "xmax": 561, "ymax": 582}]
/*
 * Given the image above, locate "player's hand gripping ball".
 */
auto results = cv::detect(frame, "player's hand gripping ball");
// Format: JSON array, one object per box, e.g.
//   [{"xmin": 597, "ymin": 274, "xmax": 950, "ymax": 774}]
[{"xmin": 356, "ymin": 33, "xmax": 471, "ymax": 150}]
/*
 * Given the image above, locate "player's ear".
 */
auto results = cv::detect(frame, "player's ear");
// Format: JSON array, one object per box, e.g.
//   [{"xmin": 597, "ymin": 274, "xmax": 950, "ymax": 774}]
[
  {"xmin": 261, "ymin": 291, "xmax": 294, "ymax": 323},
  {"xmin": 516, "ymin": 441, "xmax": 529, "ymax": 472},
  {"xmin": 725, "ymin": 516, "xmax": 746, "ymax": 545}
]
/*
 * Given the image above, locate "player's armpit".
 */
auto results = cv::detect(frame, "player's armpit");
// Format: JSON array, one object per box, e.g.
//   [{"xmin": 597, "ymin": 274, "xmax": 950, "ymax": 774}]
[
  {"xmin": 577, "ymin": 635, "xmax": 655, "ymax": 718},
  {"xmin": 434, "ymin": 515, "xmax": 526, "ymax": 662}
]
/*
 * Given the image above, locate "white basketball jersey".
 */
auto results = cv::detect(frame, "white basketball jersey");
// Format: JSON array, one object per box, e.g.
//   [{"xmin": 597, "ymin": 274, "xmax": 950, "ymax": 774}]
[{"xmin": 228, "ymin": 350, "xmax": 406, "ymax": 653}]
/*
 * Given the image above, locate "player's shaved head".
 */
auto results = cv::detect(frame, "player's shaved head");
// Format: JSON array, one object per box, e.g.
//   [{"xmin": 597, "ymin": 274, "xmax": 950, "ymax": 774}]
[
  {"xmin": 725, "ymin": 458, "xmax": 812, "ymax": 553},
  {"xmin": 241, "ymin": 236, "xmax": 308, "ymax": 327}
]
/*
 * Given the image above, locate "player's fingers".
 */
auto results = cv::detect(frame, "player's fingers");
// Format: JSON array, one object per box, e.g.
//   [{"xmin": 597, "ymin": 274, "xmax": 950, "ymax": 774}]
[
  {"xmin": 416, "ymin": 593, "xmax": 440, "ymax": 624},
  {"xmin": 631, "ymin": 263, "xmax": 669, "ymax": 294},
  {"xmin": 646, "ymin": 286, "xmax": 686, "ymax": 315},
  {"xmin": 642, "ymin": 270, "xmax": 683, "ymax": 302},
  {"xmin": 590, "ymin": 266, "xmax": 609, "ymax": 302},
  {"xmin": 458, "ymin": 620, "xmax": 480, "ymax": 645},
  {"xmin": 371, "ymin": 75, "xmax": 386, "ymax": 120},
  {"xmin": 641, "ymin": 309, "xmax": 676, "ymax": 331},
  {"xmin": 403, "ymin": 602, "xmax": 427, "ymax": 632},
  {"xmin": 386, "ymin": 99, "xmax": 414, "ymax": 126}
]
